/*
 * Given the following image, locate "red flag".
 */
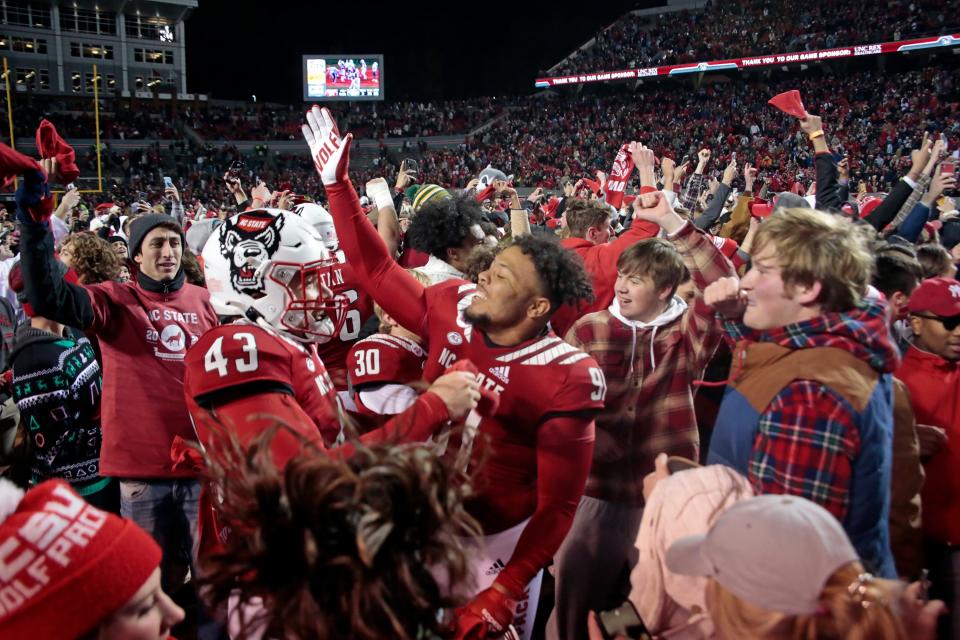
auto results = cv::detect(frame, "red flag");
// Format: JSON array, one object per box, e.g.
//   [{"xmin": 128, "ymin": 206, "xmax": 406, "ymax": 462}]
[
  {"xmin": 0, "ymin": 142, "xmax": 41, "ymax": 190},
  {"xmin": 35, "ymin": 119, "xmax": 79, "ymax": 184},
  {"xmin": 605, "ymin": 144, "xmax": 635, "ymax": 208},
  {"xmin": 768, "ymin": 90, "xmax": 809, "ymax": 119}
]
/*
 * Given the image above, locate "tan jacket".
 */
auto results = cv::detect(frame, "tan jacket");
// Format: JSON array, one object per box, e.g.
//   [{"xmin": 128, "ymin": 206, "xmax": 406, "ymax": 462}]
[{"xmin": 890, "ymin": 378, "xmax": 925, "ymax": 578}]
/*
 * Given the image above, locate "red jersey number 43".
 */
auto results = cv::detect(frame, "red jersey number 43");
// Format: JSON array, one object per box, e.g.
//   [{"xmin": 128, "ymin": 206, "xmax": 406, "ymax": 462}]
[{"xmin": 204, "ymin": 332, "xmax": 259, "ymax": 376}]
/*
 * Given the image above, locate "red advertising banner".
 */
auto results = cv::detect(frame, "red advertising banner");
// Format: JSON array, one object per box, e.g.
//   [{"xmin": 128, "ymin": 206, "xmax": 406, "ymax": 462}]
[{"xmin": 534, "ymin": 33, "xmax": 960, "ymax": 89}]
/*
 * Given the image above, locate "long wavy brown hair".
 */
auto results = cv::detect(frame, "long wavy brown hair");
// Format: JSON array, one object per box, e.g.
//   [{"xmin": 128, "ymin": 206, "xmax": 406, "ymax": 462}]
[
  {"xmin": 60, "ymin": 232, "xmax": 121, "ymax": 284},
  {"xmin": 199, "ymin": 424, "xmax": 482, "ymax": 640}
]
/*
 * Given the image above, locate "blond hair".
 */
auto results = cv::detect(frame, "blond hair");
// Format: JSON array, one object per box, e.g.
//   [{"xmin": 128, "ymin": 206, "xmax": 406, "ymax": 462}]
[
  {"xmin": 705, "ymin": 562, "xmax": 906, "ymax": 640},
  {"xmin": 374, "ymin": 269, "xmax": 432, "ymax": 333},
  {"xmin": 752, "ymin": 208, "xmax": 873, "ymax": 312}
]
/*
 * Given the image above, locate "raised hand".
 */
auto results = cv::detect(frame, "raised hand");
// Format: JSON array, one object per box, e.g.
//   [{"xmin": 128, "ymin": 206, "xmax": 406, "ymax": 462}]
[
  {"xmin": 744, "ymin": 162, "xmax": 758, "ymax": 191},
  {"xmin": 223, "ymin": 171, "xmax": 242, "ymax": 194},
  {"xmin": 427, "ymin": 371, "xmax": 480, "ymax": 422},
  {"xmin": 395, "ymin": 160, "xmax": 414, "ymax": 191},
  {"xmin": 630, "ymin": 142, "xmax": 656, "ymax": 189},
  {"xmin": 703, "ymin": 276, "xmax": 747, "ymax": 319},
  {"xmin": 250, "ymin": 181, "xmax": 272, "ymax": 207},
  {"xmin": 301, "ymin": 105, "xmax": 353, "ymax": 186},
  {"xmin": 275, "ymin": 189, "xmax": 294, "ymax": 211},
  {"xmin": 60, "ymin": 186, "xmax": 81, "ymax": 210},
  {"xmin": 910, "ymin": 132, "xmax": 933, "ymax": 180},
  {"xmin": 837, "ymin": 157, "xmax": 849, "ymax": 182},
  {"xmin": 695, "ymin": 148, "xmax": 711, "ymax": 174},
  {"xmin": 799, "ymin": 114, "xmax": 823, "ymax": 136},
  {"xmin": 722, "ymin": 156, "xmax": 739, "ymax": 186},
  {"xmin": 632, "ymin": 190, "xmax": 684, "ymax": 234}
]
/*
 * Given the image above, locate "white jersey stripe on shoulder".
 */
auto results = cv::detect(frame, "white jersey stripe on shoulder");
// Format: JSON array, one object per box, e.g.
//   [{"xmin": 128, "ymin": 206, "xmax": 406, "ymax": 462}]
[
  {"xmin": 361, "ymin": 336, "xmax": 404, "ymax": 350},
  {"xmin": 360, "ymin": 334, "xmax": 426, "ymax": 357},
  {"xmin": 458, "ymin": 283, "xmax": 478, "ymax": 294},
  {"xmin": 558, "ymin": 352, "xmax": 590, "ymax": 365},
  {"xmin": 521, "ymin": 342, "xmax": 579, "ymax": 366},
  {"xmin": 496, "ymin": 336, "xmax": 560, "ymax": 363}
]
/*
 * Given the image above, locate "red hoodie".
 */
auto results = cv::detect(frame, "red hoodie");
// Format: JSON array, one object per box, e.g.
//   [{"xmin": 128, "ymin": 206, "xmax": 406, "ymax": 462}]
[
  {"xmin": 552, "ymin": 220, "xmax": 659, "ymax": 338},
  {"xmin": 897, "ymin": 345, "xmax": 960, "ymax": 544}
]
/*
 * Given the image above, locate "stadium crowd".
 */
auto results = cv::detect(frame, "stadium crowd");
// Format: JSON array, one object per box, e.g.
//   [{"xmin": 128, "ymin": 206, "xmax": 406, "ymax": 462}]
[
  {"xmin": 42, "ymin": 64, "xmax": 958, "ymax": 222},
  {"xmin": 0, "ymin": 12, "xmax": 960, "ymax": 640},
  {"xmin": 550, "ymin": 0, "xmax": 957, "ymax": 76}
]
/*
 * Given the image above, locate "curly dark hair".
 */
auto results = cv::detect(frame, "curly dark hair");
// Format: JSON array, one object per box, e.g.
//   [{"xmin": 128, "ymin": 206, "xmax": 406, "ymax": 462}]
[
  {"xmin": 463, "ymin": 243, "xmax": 498, "ymax": 283},
  {"xmin": 60, "ymin": 232, "xmax": 121, "ymax": 284},
  {"xmin": 405, "ymin": 192, "xmax": 484, "ymax": 259},
  {"xmin": 199, "ymin": 426, "xmax": 481, "ymax": 640},
  {"xmin": 511, "ymin": 234, "xmax": 594, "ymax": 311}
]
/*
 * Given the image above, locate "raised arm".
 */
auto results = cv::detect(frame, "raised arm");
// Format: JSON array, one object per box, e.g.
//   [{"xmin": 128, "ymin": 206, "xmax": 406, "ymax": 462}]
[
  {"xmin": 695, "ymin": 157, "xmax": 737, "ymax": 229},
  {"xmin": 865, "ymin": 134, "xmax": 934, "ymax": 231},
  {"xmin": 801, "ymin": 115, "xmax": 842, "ymax": 213},
  {"xmin": 366, "ymin": 177, "xmax": 400, "ymax": 258},
  {"xmin": 16, "ymin": 167, "xmax": 96, "ymax": 330},
  {"xmin": 303, "ymin": 106, "xmax": 428, "ymax": 334}
]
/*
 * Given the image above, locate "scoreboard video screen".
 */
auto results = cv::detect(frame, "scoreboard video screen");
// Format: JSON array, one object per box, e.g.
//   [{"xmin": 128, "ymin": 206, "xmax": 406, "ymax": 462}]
[{"xmin": 303, "ymin": 55, "xmax": 383, "ymax": 101}]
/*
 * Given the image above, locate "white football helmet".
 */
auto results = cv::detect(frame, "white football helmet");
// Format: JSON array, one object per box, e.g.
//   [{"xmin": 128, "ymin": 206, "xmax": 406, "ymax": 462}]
[
  {"xmin": 202, "ymin": 208, "xmax": 346, "ymax": 343},
  {"xmin": 294, "ymin": 202, "xmax": 338, "ymax": 251}
]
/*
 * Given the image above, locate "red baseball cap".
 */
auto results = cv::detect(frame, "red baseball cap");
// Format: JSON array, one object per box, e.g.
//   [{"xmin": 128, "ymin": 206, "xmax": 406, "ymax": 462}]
[
  {"xmin": 907, "ymin": 277, "xmax": 960, "ymax": 317},
  {"xmin": 859, "ymin": 196, "xmax": 884, "ymax": 219},
  {"xmin": 709, "ymin": 234, "xmax": 740, "ymax": 259},
  {"xmin": 750, "ymin": 200, "xmax": 774, "ymax": 218}
]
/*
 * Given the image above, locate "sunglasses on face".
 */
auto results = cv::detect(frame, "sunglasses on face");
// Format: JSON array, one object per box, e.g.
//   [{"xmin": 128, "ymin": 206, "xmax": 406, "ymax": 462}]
[{"xmin": 914, "ymin": 314, "xmax": 960, "ymax": 331}]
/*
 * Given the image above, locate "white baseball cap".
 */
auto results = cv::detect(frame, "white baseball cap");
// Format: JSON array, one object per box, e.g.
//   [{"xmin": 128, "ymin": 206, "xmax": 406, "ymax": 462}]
[{"xmin": 665, "ymin": 494, "xmax": 859, "ymax": 615}]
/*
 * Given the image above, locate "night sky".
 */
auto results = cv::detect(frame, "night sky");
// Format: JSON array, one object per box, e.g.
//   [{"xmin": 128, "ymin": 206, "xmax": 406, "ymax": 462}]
[{"xmin": 185, "ymin": 0, "xmax": 652, "ymax": 104}]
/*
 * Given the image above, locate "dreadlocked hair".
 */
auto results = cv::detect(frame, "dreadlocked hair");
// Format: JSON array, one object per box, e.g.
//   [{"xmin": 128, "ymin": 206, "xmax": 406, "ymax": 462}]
[
  {"xmin": 510, "ymin": 233, "xmax": 594, "ymax": 311},
  {"xmin": 199, "ymin": 425, "xmax": 482, "ymax": 640},
  {"xmin": 405, "ymin": 192, "xmax": 484, "ymax": 259}
]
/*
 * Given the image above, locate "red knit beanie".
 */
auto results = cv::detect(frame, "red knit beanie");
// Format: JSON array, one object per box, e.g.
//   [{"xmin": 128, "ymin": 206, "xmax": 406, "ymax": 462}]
[{"xmin": 0, "ymin": 479, "xmax": 161, "ymax": 639}]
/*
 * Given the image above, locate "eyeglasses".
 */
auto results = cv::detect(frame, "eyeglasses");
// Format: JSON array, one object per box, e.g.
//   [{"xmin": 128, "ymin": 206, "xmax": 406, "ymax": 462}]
[{"xmin": 913, "ymin": 314, "xmax": 960, "ymax": 331}]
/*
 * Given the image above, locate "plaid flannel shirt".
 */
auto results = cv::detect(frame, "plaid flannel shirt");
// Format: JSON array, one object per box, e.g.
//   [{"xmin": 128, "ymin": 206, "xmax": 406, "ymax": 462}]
[
  {"xmin": 723, "ymin": 299, "xmax": 899, "ymax": 522},
  {"xmin": 678, "ymin": 173, "xmax": 707, "ymax": 211},
  {"xmin": 566, "ymin": 221, "xmax": 735, "ymax": 505}
]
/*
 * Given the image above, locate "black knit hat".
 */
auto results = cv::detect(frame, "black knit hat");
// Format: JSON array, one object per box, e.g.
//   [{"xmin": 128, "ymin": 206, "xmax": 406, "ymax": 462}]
[
  {"xmin": 128, "ymin": 214, "xmax": 184, "ymax": 260},
  {"xmin": 940, "ymin": 218, "xmax": 960, "ymax": 250}
]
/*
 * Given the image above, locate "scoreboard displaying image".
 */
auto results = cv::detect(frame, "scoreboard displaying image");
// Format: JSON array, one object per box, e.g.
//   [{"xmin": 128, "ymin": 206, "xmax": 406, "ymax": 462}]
[{"xmin": 303, "ymin": 55, "xmax": 383, "ymax": 101}]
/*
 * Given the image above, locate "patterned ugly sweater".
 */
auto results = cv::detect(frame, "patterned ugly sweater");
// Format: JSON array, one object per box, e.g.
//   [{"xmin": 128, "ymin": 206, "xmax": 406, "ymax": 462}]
[{"xmin": 9, "ymin": 324, "xmax": 106, "ymax": 495}]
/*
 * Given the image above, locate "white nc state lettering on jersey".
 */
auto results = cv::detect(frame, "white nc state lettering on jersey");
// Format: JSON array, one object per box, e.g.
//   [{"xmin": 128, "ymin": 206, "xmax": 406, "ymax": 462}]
[
  {"xmin": 319, "ymin": 268, "xmax": 345, "ymax": 288},
  {"xmin": 149, "ymin": 309, "xmax": 201, "ymax": 324},
  {"xmin": 475, "ymin": 372, "xmax": 504, "ymax": 395},
  {"xmin": 438, "ymin": 347, "xmax": 458, "ymax": 368}
]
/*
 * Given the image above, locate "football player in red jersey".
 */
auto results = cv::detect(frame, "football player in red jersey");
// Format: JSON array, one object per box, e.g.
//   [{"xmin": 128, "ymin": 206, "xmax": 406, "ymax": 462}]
[
  {"xmin": 188, "ymin": 206, "xmax": 478, "ymax": 448},
  {"xmin": 343, "ymin": 270, "xmax": 431, "ymax": 419},
  {"xmin": 303, "ymin": 106, "xmax": 607, "ymax": 640},
  {"xmin": 293, "ymin": 201, "xmax": 374, "ymax": 391}
]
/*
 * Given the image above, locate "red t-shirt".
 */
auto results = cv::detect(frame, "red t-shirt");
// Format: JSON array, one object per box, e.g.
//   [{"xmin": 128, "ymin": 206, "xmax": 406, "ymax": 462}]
[{"xmin": 85, "ymin": 280, "xmax": 218, "ymax": 478}]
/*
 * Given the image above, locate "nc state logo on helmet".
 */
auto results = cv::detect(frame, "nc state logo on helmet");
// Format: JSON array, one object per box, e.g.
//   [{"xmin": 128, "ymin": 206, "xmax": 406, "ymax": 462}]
[{"xmin": 202, "ymin": 208, "xmax": 347, "ymax": 343}]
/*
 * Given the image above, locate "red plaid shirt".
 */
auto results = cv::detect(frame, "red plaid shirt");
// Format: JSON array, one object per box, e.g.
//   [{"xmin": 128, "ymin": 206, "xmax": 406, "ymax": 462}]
[
  {"xmin": 566, "ymin": 222, "xmax": 735, "ymax": 505},
  {"xmin": 724, "ymin": 299, "xmax": 900, "ymax": 521}
]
